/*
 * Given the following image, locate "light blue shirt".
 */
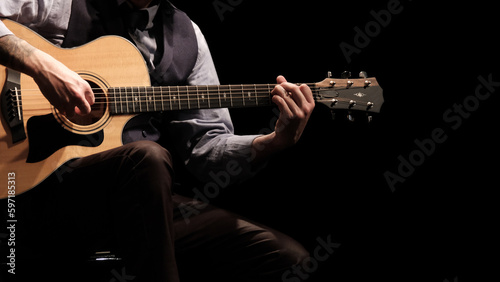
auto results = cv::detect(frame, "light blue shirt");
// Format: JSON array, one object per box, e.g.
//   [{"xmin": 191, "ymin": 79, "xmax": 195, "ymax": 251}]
[{"xmin": 0, "ymin": 0, "xmax": 262, "ymax": 184}]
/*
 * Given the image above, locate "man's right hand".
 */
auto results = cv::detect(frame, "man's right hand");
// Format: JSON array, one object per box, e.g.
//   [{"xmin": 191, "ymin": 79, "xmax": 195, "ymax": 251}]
[
  {"xmin": 0, "ymin": 35, "xmax": 94, "ymax": 117},
  {"xmin": 31, "ymin": 50, "xmax": 95, "ymax": 117}
]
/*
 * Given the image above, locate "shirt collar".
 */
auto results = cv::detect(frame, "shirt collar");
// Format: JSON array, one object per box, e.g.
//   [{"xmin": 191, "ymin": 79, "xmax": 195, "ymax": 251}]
[{"xmin": 118, "ymin": 0, "xmax": 161, "ymax": 31}]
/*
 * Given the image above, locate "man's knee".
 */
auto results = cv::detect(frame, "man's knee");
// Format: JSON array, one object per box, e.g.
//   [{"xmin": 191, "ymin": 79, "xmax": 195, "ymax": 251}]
[
  {"xmin": 118, "ymin": 141, "xmax": 174, "ymax": 197},
  {"xmin": 270, "ymin": 230, "xmax": 310, "ymax": 267},
  {"xmin": 123, "ymin": 141, "xmax": 173, "ymax": 171},
  {"xmin": 235, "ymin": 220, "xmax": 310, "ymax": 269}
]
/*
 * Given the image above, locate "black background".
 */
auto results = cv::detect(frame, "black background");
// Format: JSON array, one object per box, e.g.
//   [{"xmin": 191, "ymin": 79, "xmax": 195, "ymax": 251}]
[{"xmin": 174, "ymin": 1, "xmax": 497, "ymax": 281}]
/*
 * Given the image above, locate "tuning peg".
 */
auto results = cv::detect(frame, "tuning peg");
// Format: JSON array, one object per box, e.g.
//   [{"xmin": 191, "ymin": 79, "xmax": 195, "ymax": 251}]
[
  {"xmin": 327, "ymin": 71, "xmax": 333, "ymax": 78},
  {"xmin": 347, "ymin": 111, "xmax": 355, "ymax": 122},
  {"xmin": 367, "ymin": 114, "xmax": 373, "ymax": 123},
  {"xmin": 341, "ymin": 71, "xmax": 351, "ymax": 79},
  {"xmin": 359, "ymin": 71, "xmax": 372, "ymax": 87}
]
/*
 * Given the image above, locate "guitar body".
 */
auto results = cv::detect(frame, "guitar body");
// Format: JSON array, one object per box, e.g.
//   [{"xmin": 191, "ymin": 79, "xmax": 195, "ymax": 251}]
[{"xmin": 1, "ymin": 19, "xmax": 149, "ymax": 198}]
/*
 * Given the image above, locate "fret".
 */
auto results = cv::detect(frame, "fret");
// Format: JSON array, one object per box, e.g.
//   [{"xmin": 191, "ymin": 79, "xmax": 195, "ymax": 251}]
[
  {"xmin": 254, "ymin": 84, "xmax": 272, "ymax": 107},
  {"xmin": 137, "ymin": 87, "xmax": 142, "ymax": 112},
  {"xmin": 151, "ymin": 87, "xmax": 157, "ymax": 112},
  {"xmin": 214, "ymin": 85, "xmax": 222, "ymax": 108},
  {"xmin": 133, "ymin": 87, "xmax": 139, "ymax": 112},
  {"xmin": 206, "ymin": 85, "xmax": 211, "ymax": 109},
  {"xmin": 143, "ymin": 87, "xmax": 149, "ymax": 112},
  {"xmin": 129, "ymin": 87, "xmax": 135, "ymax": 113},
  {"xmin": 206, "ymin": 85, "xmax": 219, "ymax": 109},
  {"xmin": 229, "ymin": 85, "xmax": 233, "ymax": 107},
  {"xmin": 144, "ymin": 87, "xmax": 149, "ymax": 111},
  {"xmin": 264, "ymin": 84, "xmax": 273, "ymax": 105},
  {"xmin": 171, "ymin": 86, "xmax": 178, "ymax": 110},
  {"xmin": 160, "ymin": 87, "xmax": 165, "ymax": 111},
  {"xmin": 254, "ymin": 84, "xmax": 258, "ymax": 106},
  {"xmin": 183, "ymin": 87, "xmax": 191, "ymax": 109},
  {"xmin": 227, "ymin": 85, "xmax": 241, "ymax": 108},
  {"xmin": 195, "ymin": 85, "xmax": 200, "ymax": 109},
  {"xmin": 217, "ymin": 85, "xmax": 232, "ymax": 108},
  {"xmin": 139, "ymin": 87, "xmax": 145, "ymax": 112},
  {"xmin": 125, "ymin": 87, "xmax": 132, "ymax": 113},
  {"xmin": 119, "ymin": 87, "xmax": 124, "ymax": 113},
  {"xmin": 177, "ymin": 86, "xmax": 181, "ymax": 110},
  {"xmin": 140, "ymin": 87, "xmax": 146, "ymax": 112},
  {"xmin": 198, "ymin": 85, "xmax": 210, "ymax": 109},
  {"xmin": 245, "ymin": 84, "xmax": 256, "ymax": 106},
  {"xmin": 118, "ymin": 87, "xmax": 126, "ymax": 113},
  {"xmin": 168, "ymin": 86, "xmax": 173, "ymax": 111},
  {"xmin": 116, "ymin": 88, "xmax": 121, "ymax": 114},
  {"xmin": 179, "ymin": 86, "xmax": 188, "ymax": 110},
  {"xmin": 241, "ymin": 84, "xmax": 245, "ymax": 107},
  {"xmin": 148, "ymin": 87, "xmax": 153, "ymax": 112}
]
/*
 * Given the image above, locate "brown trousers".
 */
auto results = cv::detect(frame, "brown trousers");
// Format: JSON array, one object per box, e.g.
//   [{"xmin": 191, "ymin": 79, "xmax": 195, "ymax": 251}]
[{"xmin": 12, "ymin": 141, "xmax": 308, "ymax": 282}]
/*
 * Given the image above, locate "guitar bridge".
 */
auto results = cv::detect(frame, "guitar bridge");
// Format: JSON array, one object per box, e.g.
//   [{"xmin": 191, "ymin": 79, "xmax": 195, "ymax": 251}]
[{"xmin": 1, "ymin": 69, "xmax": 26, "ymax": 143}]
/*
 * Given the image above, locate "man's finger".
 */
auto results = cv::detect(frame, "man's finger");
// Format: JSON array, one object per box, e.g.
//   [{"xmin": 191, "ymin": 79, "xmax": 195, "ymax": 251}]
[{"xmin": 276, "ymin": 75, "xmax": 287, "ymax": 84}]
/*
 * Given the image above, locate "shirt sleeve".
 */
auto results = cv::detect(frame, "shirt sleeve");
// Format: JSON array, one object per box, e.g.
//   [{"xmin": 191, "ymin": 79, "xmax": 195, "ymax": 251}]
[
  {"xmin": 0, "ymin": 0, "xmax": 72, "ymax": 45},
  {"xmin": 0, "ymin": 20, "xmax": 13, "ymax": 38},
  {"xmin": 167, "ymin": 22, "xmax": 264, "ymax": 184}
]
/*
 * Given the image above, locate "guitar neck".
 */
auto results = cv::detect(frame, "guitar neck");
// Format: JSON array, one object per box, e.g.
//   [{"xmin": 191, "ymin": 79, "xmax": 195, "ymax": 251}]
[{"xmin": 108, "ymin": 84, "xmax": 281, "ymax": 114}]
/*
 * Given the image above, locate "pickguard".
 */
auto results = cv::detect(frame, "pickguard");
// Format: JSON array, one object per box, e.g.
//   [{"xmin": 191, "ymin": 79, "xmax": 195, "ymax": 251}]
[{"xmin": 26, "ymin": 114, "xmax": 104, "ymax": 163}]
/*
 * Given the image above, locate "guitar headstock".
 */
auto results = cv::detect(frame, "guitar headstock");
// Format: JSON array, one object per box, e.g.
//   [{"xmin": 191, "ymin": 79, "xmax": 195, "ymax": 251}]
[{"xmin": 311, "ymin": 71, "xmax": 384, "ymax": 120}]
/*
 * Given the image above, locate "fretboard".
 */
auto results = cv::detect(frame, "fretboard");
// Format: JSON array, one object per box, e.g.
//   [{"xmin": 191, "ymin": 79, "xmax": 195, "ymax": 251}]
[{"xmin": 108, "ymin": 84, "xmax": 275, "ymax": 114}]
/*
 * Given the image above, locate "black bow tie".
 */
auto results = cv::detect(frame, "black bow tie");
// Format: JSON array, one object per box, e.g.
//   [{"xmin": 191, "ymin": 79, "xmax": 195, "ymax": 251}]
[{"xmin": 121, "ymin": 5, "xmax": 150, "ymax": 31}]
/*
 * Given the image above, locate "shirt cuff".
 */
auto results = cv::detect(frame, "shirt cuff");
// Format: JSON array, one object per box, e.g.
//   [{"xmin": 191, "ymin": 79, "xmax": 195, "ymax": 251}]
[
  {"xmin": 220, "ymin": 134, "xmax": 267, "ymax": 183},
  {"xmin": 0, "ymin": 21, "xmax": 14, "ymax": 38}
]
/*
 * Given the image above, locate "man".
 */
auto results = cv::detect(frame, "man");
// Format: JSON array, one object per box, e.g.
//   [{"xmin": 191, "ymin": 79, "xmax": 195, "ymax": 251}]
[{"xmin": 0, "ymin": 0, "xmax": 315, "ymax": 281}]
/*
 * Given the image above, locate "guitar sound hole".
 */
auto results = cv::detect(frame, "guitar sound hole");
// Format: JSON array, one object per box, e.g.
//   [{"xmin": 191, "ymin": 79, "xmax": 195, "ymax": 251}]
[{"xmin": 67, "ymin": 81, "xmax": 107, "ymax": 126}]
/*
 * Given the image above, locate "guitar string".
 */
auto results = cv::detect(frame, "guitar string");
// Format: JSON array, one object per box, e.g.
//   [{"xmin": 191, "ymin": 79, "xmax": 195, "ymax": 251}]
[
  {"xmin": 12, "ymin": 90, "xmax": 326, "ymax": 100},
  {"xmin": 11, "ymin": 84, "xmax": 324, "ymax": 95},
  {"xmin": 13, "ymin": 88, "xmax": 327, "ymax": 106}
]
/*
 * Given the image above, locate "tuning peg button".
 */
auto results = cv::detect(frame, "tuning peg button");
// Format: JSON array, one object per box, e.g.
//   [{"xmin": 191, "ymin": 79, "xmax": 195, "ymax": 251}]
[
  {"xmin": 367, "ymin": 114, "xmax": 373, "ymax": 123},
  {"xmin": 330, "ymin": 99, "xmax": 338, "ymax": 107},
  {"xmin": 359, "ymin": 71, "xmax": 368, "ymax": 78},
  {"xmin": 341, "ymin": 71, "xmax": 351, "ymax": 79},
  {"xmin": 347, "ymin": 111, "xmax": 355, "ymax": 122}
]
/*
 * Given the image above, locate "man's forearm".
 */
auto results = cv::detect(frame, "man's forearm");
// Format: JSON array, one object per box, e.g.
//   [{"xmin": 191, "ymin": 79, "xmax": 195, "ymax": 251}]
[{"xmin": 0, "ymin": 35, "xmax": 37, "ymax": 75}]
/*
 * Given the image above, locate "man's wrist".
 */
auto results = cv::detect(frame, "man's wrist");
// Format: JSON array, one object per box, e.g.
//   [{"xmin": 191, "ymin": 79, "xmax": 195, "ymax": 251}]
[{"xmin": 251, "ymin": 132, "xmax": 288, "ymax": 164}]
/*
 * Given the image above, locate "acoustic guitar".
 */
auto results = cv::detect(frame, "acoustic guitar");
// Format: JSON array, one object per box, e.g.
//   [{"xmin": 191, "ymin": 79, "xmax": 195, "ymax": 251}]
[{"xmin": 0, "ymin": 19, "xmax": 383, "ymax": 199}]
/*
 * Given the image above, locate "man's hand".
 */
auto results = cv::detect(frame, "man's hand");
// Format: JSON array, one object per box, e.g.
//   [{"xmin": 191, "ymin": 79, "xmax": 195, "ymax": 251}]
[
  {"xmin": 31, "ymin": 50, "xmax": 95, "ymax": 117},
  {"xmin": 0, "ymin": 35, "xmax": 94, "ymax": 117},
  {"xmin": 251, "ymin": 75, "xmax": 315, "ymax": 163}
]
